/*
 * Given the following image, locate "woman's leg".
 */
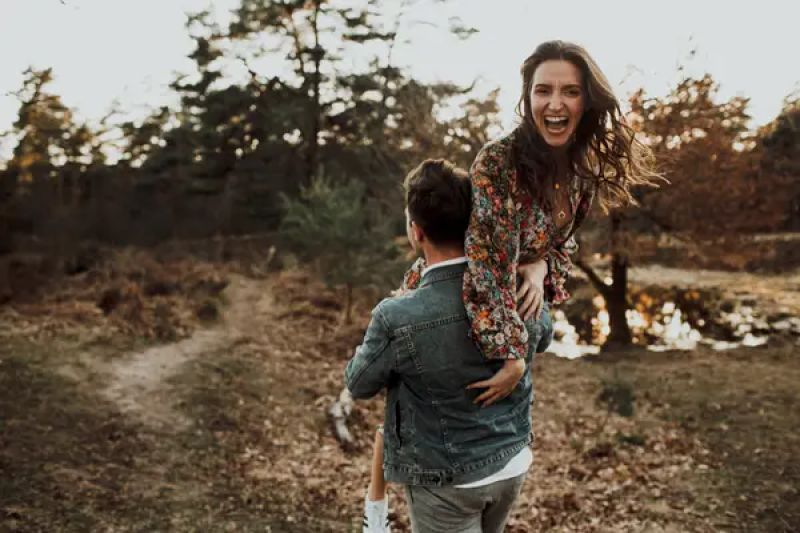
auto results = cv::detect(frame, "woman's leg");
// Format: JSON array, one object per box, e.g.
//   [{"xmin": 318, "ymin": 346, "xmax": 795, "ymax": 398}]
[
  {"xmin": 363, "ymin": 426, "xmax": 390, "ymax": 532},
  {"xmin": 368, "ymin": 425, "xmax": 387, "ymax": 500}
]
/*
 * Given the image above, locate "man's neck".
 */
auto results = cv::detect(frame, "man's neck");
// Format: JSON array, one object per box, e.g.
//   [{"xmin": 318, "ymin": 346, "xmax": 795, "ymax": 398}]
[{"xmin": 423, "ymin": 246, "xmax": 465, "ymax": 268}]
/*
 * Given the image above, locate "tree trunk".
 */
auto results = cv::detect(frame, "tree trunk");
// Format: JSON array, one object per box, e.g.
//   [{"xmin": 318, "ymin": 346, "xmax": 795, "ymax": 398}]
[
  {"xmin": 604, "ymin": 212, "xmax": 633, "ymax": 350},
  {"xmin": 604, "ymin": 251, "xmax": 632, "ymax": 350},
  {"xmin": 305, "ymin": 3, "xmax": 322, "ymax": 186}
]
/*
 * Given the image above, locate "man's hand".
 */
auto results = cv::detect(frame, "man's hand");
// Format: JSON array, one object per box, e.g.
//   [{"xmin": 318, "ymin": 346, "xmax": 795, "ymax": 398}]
[
  {"xmin": 466, "ymin": 358, "xmax": 526, "ymax": 407},
  {"xmin": 517, "ymin": 260, "xmax": 547, "ymax": 321}
]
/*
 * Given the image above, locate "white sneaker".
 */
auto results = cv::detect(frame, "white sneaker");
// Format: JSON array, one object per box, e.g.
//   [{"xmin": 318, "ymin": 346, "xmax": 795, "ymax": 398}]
[{"xmin": 362, "ymin": 496, "xmax": 391, "ymax": 533}]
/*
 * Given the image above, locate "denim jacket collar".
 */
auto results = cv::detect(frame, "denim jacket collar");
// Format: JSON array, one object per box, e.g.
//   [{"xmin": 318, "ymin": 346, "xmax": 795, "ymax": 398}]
[{"xmin": 419, "ymin": 262, "xmax": 467, "ymax": 288}]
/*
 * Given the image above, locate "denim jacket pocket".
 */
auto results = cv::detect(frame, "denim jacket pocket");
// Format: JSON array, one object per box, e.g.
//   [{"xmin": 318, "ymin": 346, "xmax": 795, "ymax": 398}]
[
  {"xmin": 394, "ymin": 400, "xmax": 403, "ymax": 447},
  {"xmin": 386, "ymin": 393, "xmax": 417, "ymax": 459},
  {"xmin": 385, "ymin": 395, "xmax": 400, "ymax": 448}
]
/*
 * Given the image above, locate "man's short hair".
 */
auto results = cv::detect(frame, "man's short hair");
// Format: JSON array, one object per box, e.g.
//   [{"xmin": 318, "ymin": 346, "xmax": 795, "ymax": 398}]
[{"xmin": 404, "ymin": 159, "xmax": 471, "ymax": 246}]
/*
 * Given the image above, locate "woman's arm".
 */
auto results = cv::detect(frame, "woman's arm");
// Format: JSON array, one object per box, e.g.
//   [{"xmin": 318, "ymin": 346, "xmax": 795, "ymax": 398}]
[{"xmin": 463, "ymin": 143, "xmax": 528, "ymax": 361}]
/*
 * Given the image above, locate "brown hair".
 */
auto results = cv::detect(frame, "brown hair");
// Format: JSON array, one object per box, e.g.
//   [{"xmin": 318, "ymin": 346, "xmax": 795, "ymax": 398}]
[
  {"xmin": 404, "ymin": 159, "xmax": 471, "ymax": 246},
  {"xmin": 514, "ymin": 40, "xmax": 662, "ymax": 211}
]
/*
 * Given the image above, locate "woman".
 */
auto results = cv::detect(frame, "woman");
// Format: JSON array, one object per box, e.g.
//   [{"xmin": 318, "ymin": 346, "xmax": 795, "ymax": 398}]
[{"xmin": 362, "ymin": 40, "xmax": 661, "ymax": 532}]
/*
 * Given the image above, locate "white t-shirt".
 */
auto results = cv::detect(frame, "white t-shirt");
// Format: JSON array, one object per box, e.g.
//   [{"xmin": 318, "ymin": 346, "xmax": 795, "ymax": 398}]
[{"xmin": 455, "ymin": 446, "xmax": 532, "ymax": 488}]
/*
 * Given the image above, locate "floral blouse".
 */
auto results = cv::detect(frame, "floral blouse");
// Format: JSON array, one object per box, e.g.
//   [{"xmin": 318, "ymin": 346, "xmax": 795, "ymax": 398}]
[{"xmin": 403, "ymin": 132, "xmax": 594, "ymax": 360}]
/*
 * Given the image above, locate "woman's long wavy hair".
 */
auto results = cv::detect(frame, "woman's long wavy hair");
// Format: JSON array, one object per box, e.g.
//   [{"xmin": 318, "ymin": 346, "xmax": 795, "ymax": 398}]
[{"xmin": 513, "ymin": 40, "xmax": 662, "ymax": 211}]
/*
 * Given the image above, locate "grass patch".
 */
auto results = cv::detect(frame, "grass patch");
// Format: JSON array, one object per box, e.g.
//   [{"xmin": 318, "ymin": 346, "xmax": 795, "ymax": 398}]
[{"xmin": 0, "ymin": 339, "xmax": 159, "ymax": 531}]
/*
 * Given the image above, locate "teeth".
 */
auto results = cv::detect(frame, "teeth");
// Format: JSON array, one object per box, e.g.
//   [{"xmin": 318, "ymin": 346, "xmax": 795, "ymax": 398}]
[{"xmin": 545, "ymin": 117, "xmax": 568, "ymax": 124}]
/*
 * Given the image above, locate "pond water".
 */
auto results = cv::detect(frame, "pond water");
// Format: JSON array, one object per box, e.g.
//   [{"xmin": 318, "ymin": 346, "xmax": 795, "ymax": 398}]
[{"xmin": 548, "ymin": 296, "xmax": 796, "ymax": 359}]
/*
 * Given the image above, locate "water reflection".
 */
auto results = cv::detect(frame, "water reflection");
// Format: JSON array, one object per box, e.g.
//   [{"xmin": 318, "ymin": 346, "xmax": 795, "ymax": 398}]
[
  {"xmin": 547, "ymin": 296, "xmax": 774, "ymax": 358},
  {"xmin": 549, "ymin": 309, "xmax": 600, "ymax": 359}
]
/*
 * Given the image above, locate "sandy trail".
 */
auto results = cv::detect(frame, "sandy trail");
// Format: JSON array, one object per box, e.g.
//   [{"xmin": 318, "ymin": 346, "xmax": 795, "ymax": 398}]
[
  {"xmin": 100, "ymin": 274, "xmax": 272, "ymax": 430},
  {"xmin": 628, "ymin": 265, "xmax": 800, "ymax": 313}
]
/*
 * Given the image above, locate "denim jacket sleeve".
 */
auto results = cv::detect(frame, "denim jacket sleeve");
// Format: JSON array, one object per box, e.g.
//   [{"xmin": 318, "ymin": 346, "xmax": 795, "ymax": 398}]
[{"xmin": 344, "ymin": 303, "xmax": 394, "ymax": 399}]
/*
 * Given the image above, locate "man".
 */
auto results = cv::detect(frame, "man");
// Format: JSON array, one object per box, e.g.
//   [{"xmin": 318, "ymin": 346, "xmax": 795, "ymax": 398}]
[{"xmin": 345, "ymin": 159, "xmax": 553, "ymax": 532}]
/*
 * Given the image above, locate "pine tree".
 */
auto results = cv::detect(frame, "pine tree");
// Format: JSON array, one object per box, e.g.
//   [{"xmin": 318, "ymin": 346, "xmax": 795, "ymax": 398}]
[{"xmin": 279, "ymin": 177, "xmax": 403, "ymax": 323}]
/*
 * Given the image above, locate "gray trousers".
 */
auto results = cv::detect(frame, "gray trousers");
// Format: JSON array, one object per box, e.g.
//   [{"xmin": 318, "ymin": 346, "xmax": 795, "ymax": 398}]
[{"xmin": 404, "ymin": 473, "xmax": 526, "ymax": 533}]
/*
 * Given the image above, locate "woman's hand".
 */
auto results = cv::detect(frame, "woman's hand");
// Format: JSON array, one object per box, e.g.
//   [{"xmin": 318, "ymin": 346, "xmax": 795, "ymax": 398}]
[
  {"xmin": 517, "ymin": 259, "xmax": 547, "ymax": 321},
  {"xmin": 466, "ymin": 358, "xmax": 526, "ymax": 407}
]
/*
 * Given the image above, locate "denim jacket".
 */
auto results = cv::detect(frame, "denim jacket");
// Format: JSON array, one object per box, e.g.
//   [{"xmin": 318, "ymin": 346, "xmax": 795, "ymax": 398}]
[{"xmin": 344, "ymin": 263, "xmax": 554, "ymax": 487}]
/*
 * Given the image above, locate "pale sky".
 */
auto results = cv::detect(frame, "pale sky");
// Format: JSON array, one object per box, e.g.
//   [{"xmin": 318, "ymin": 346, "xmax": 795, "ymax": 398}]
[{"xmin": 1, "ymin": 0, "xmax": 798, "ymax": 158}]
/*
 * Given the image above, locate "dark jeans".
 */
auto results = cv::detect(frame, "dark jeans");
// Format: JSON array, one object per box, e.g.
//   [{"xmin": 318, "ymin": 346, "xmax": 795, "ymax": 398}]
[{"xmin": 404, "ymin": 473, "xmax": 526, "ymax": 533}]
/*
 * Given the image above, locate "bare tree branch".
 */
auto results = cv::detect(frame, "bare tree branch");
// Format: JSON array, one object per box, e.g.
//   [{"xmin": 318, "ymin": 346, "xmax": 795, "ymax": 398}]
[{"xmin": 574, "ymin": 258, "xmax": 611, "ymax": 299}]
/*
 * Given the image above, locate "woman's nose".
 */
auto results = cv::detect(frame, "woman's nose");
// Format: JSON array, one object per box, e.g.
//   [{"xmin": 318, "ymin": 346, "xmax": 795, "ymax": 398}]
[{"xmin": 549, "ymin": 95, "xmax": 564, "ymax": 111}]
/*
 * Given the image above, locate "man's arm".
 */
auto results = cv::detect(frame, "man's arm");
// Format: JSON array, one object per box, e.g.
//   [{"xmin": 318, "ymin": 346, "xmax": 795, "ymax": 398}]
[{"xmin": 344, "ymin": 304, "xmax": 394, "ymax": 399}]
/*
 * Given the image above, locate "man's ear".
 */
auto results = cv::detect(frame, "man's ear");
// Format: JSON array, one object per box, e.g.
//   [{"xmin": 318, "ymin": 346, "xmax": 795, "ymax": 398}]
[{"xmin": 411, "ymin": 221, "xmax": 425, "ymax": 245}]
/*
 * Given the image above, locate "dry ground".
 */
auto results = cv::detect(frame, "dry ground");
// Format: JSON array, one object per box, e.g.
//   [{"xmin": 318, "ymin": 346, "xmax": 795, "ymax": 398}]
[{"xmin": 0, "ymin": 262, "xmax": 798, "ymax": 532}]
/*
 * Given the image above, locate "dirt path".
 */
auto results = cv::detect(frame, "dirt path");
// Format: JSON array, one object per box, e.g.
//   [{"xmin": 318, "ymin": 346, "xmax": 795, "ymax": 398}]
[
  {"xmin": 629, "ymin": 265, "xmax": 800, "ymax": 289},
  {"xmin": 0, "ymin": 272, "xmax": 315, "ymax": 532},
  {"xmin": 101, "ymin": 329, "xmax": 227, "ymax": 429},
  {"xmin": 629, "ymin": 265, "xmax": 800, "ymax": 313},
  {"xmin": 100, "ymin": 274, "xmax": 272, "ymax": 430}
]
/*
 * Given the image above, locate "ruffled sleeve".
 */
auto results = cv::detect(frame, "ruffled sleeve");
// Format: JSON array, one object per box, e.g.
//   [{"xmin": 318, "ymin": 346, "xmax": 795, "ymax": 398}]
[
  {"xmin": 400, "ymin": 257, "xmax": 426, "ymax": 291},
  {"xmin": 543, "ymin": 235, "xmax": 578, "ymax": 305},
  {"xmin": 463, "ymin": 143, "xmax": 528, "ymax": 360},
  {"xmin": 543, "ymin": 179, "xmax": 593, "ymax": 305}
]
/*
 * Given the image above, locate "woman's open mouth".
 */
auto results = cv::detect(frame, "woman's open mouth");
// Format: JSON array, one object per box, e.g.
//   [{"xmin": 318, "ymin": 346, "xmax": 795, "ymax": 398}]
[{"xmin": 543, "ymin": 116, "xmax": 569, "ymax": 134}]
